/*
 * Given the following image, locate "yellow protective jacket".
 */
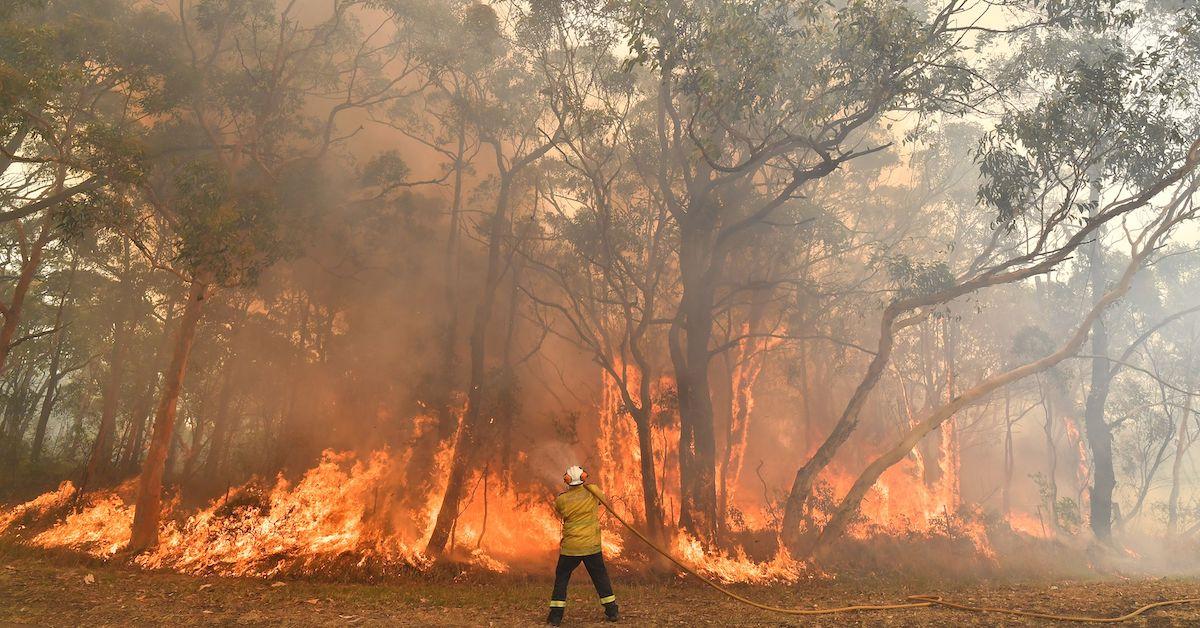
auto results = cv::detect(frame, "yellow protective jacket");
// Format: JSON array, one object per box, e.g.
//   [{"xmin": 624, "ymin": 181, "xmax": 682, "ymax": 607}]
[{"xmin": 554, "ymin": 484, "xmax": 605, "ymax": 556}]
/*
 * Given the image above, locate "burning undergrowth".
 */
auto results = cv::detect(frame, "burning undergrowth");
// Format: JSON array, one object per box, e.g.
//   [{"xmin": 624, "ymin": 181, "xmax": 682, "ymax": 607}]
[{"xmin": 0, "ymin": 448, "xmax": 1080, "ymax": 584}]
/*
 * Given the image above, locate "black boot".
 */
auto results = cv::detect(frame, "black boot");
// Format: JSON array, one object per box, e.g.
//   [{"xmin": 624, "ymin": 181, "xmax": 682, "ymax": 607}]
[
  {"xmin": 546, "ymin": 607, "xmax": 564, "ymax": 626},
  {"xmin": 603, "ymin": 601, "xmax": 619, "ymax": 622}
]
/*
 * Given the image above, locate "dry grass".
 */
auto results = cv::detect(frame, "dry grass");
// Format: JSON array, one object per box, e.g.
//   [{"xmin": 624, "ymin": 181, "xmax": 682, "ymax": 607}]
[{"xmin": 3, "ymin": 542, "xmax": 1200, "ymax": 626}]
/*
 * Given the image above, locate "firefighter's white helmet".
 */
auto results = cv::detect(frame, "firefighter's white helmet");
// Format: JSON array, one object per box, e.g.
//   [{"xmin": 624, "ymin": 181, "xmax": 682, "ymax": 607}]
[{"xmin": 564, "ymin": 465, "xmax": 587, "ymax": 486}]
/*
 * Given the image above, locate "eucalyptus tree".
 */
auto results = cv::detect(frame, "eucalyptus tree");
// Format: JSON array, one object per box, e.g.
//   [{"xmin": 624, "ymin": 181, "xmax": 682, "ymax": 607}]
[
  {"xmin": 423, "ymin": 0, "xmax": 597, "ymax": 557},
  {"xmin": 779, "ymin": 0, "xmax": 1200, "ymax": 552},
  {"xmin": 372, "ymin": 1, "xmax": 504, "ymax": 507},
  {"xmin": 1002, "ymin": 3, "xmax": 1200, "ymax": 543},
  {"xmin": 0, "ymin": 0, "xmax": 162, "ymax": 380},
  {"xmin": 601, "ymin": 0, "xmax": 981, "ymax": 543},
  {"xmin": 125, "ymin": 0, "xmax": 435, "ymax": 552},
  {"xmin": 525, "ymin": 65, "xmax": 676, "ymax": 539}
]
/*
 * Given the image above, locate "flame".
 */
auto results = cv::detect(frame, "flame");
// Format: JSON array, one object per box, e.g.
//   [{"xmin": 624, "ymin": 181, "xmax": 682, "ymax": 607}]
[
  {"xmin": 0, "ymin": 481, "xmax": 76, "ymax": 534},
  {"xmin": 1062, "ymin": 417, "xmax": 1090, "ymax": 496},
  {"xmin": 7, "ymin": 449, "xmax": 572, "ymax": 578},
  {"xmin": 1007, "ymin": 511, "xmax": 1051, "ymax": 538},
  {"xmin": 2, "ymin": 360, "xmax": 1052, "ymax": 585},
  {"xmin": 673, "ymin": 535, "xmax": 806, "ymax": 584},
  {"xmin": 33, "ymin": 490, "xmax": 133, "ymax": 557}
]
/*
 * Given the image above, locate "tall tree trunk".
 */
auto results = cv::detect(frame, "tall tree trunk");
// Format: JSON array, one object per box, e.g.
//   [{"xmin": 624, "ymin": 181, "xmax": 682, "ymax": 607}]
[
  {"xmin": 632, "ymin": 409, "xmax": 665, "ymax": 536},
  {"xmin": 939, "ymin": 318, "xmax": 960, "ymax": 511},
  {"xmin": 601, "ymin": 359, "xmax": 665, "ymax": 541},
  {"xmin": 1082, "ymin": 174, "xmax": 1116, "ymax": 543},
  {"xmin": 201, "ymin": 363, "xmax": 238, "ymax": 482},
  {"xmin": 120, "ymin": 293, "xmax": 181, "ymax": 473},
  {"xmin": 83, "ymin": 321, "xmax": 130, "ymax": 485},
  {"xmin": 671, "ymin": 224, "xmax": 721, "ymax": 543},
  {"xmin": 436, "ymin": 122, "xmax": 467, "ymax": 436},
  {"xmin": 84, "ymin": 246, "xmax": 136, "ymax": 488},
  {"xmin": 426, "ymin": 139, "xmax": 552, "ymax": 555},
  {"xmin": 1042, "ymin": 387, "xmax": 1059, "ymax": 535},
  {"xmin": 30, "ymin": 261, "xmax": 76, "ymax": 466},
  {"xmin": 30, "ymin": 349, "xmax": 64, "ymax": 467},
  {"xmin": 127, "ymin": 280, "xmax": 207, "ymax": 553},
  {"xmin": 0, "ymin": 221, "xmax": 52, "ymax": 376},
  {"xmin": 1, "ymin": 365, "xmax": 35, "ymax": 469},
  {"xmin": 720, "ymin": 300, "xmax": 770, "ymax": 524},
  {"xmin": 402, "ymin": 123, "xmax": 469, "ymax": 510},
  {"xmin": 1002, "ymin": 390, "xmax": 1013, "ymax": 519},
  {"xmin": 1167, "ymin": 360, "xmax": 1196, "ymax": 537}
]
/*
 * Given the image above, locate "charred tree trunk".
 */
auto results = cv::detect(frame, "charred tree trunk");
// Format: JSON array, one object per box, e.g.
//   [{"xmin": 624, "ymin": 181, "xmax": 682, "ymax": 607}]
[
  {"xmin": 127, "ymin": 280, "xmax": 207, "ymax": 553},
  {"xmin": 670, "ymin": 223, "xmax": 722, "ymax": 543},
  {"xmin": 1082, "ymin": 174, "xmax": 1117, "ymax": 543}
]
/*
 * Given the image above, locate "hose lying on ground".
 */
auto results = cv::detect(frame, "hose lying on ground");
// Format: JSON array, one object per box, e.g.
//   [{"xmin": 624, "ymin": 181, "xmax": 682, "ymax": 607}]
[{"xmin": 583, "ymin": 484, "xmax": 1200, "ymax": 622}]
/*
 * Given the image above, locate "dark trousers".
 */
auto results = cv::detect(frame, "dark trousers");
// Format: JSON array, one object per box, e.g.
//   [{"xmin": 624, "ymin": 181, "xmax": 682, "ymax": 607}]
[{"xmin": 549, "ymin": 552, "xmax": 615, "ymax": 608}]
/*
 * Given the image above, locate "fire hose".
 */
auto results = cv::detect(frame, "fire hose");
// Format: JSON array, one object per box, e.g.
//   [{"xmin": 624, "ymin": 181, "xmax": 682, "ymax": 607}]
[{"xmin": 583, "ymin": 485, "xmax": 1200, "ymax": 623}]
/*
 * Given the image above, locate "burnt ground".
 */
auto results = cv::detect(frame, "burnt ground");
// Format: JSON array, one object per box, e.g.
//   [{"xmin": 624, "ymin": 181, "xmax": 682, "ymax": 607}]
[{"xmin": 2, "ymin": 545, "xmax": 1200, "ymax": 627}]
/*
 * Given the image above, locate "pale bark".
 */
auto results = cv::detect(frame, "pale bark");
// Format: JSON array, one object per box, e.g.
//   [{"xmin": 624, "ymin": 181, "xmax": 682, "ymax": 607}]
[
  {"xmin": 809, "ymin": 196, "xmax": 1183, "ymax": 555},
  {"xmin": 127, "ymin": 280, "xmax": 207, "ymax": 553}
]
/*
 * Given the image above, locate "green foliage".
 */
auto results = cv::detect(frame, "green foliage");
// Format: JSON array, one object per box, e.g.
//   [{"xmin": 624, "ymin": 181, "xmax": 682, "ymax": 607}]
[
  {"xmin": 170, "ymin": 162, "xmax": 296, "ymax": 287},
  {"xmin": 976, "ymin": 4, "xmax": 1200, "ymax": 225},
  {"xmin": 1030, "ymin": 472, "xmax": 1082, "ymax": 535},
  {"xmin": 883, "ymin": 255, "xmax": 954, "ymax": 299},
  {"xmin": 361, "ymin": 151, "xmax": 413, "ymax": 190}
]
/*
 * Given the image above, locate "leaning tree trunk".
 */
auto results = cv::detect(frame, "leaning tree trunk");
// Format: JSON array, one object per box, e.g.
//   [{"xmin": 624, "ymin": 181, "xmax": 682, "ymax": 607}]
[
  {"xmin": 809, "ymin": 217, "xmax": 1153, "ymax": 557},
  {"xmin": 0, "ymin": 222, "xmax": 51, "ymax": 377},
  {"xmin": 30, "ymin": 345, "xmax": 63, "ymax": 466},
  {"xmin": 127, "ymin": 280, "xmax": 207, "ymax": 553},
  {"xmin": 780, "ymin": 303, "xmax": 903, "ymax": 550}
]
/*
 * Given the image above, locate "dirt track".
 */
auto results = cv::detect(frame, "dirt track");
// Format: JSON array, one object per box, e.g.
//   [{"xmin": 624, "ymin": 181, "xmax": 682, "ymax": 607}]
[{"xmin": 2, "ymin": 547, "xmax": 1200, "ymax": 626}]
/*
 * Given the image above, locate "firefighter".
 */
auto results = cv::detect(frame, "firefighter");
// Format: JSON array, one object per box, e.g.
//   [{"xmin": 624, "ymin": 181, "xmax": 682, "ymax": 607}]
[{"xmin": 546, "ymin": 465, "xmax": 619, "ymax": 626}]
